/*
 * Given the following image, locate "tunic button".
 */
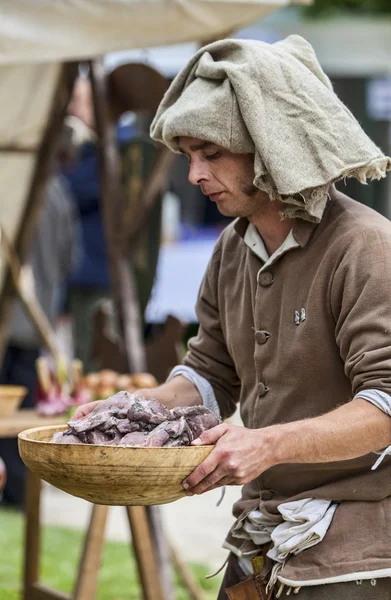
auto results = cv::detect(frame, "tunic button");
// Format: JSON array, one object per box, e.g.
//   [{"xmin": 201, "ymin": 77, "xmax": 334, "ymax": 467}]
[
  {"xmin": 257, "ymin": 382, "xmax": 269, "ymax": 397},
  {"xmin": 262, "ymin": 490, "xmax": 273, "ymax": 501},
  {"xmin": 258, "ymin": 271, "xmax": 275, "ymax": 287},
  {"xmin": 255, "ymin": 330, "xmax": 271, "ymax": 345}
]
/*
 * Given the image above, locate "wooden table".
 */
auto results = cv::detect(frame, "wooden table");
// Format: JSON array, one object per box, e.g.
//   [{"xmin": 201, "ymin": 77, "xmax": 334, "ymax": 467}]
[
  {"xmin": 0, "ymin": 409, "xmax": 65, "ymax": 437},
  {"xmin": 0, "ymin": 410, "xmax": 202, "ymax": 600}
]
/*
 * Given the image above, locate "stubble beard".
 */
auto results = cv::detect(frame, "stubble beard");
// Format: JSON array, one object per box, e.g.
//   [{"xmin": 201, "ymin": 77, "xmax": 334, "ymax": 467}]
[
  {"xmin": 222, "ymin": 183, "xmax": 269, "ymax": 219},
  {"xmin": 213, "ymin": 172, "xmax": 270, "ymax": 218}
]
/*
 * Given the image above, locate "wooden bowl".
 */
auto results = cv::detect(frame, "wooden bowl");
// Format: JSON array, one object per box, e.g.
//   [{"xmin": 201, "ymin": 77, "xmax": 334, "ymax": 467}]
[
  {"xmin": 18, "ymin": 425, "xmax": 213, "ymax": 506},
  {"xmin": 0, "ymin": 385, "xmax": 27, "ymax": 418}
]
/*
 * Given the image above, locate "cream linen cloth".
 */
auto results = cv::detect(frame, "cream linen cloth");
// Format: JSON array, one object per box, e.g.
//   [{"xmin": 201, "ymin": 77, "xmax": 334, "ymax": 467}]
[
  {"xmin": 231, "ymin": 498, "xmax": 338, "ymax": 577},
  {"xmin": 151, "ymin": 35, "xmax": 390, "ymax": 222},
  {"xmin": 268, "ymin": 499, "xmax": 338, "ymax": 563}
]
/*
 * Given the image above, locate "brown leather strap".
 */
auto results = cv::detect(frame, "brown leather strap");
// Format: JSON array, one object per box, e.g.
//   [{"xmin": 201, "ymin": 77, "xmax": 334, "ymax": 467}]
[{"xmin": 254, "ymin": 574, "xmax": 273, "ymax": 600}]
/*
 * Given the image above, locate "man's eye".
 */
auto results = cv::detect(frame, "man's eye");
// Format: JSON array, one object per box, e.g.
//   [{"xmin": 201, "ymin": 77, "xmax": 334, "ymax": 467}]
[{"xmin": 205, "ymin": 152, "xmax": 220, "ymax": 161}]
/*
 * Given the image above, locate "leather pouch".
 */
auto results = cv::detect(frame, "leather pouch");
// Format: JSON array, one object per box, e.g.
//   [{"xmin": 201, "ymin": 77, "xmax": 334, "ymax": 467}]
[{"xmin": 226, "ymin": 575, "xmax": 272, "ymax": 600}]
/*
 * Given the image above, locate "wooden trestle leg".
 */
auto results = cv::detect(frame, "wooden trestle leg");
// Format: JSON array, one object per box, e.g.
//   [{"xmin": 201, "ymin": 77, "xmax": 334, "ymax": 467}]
[
  {"xmin": 73, "ymin": 504, "xmax": 108, "ymax": 600},
  {"xmin": 126, "ymin": 505, "xmax": 166, "ymax": 600}
]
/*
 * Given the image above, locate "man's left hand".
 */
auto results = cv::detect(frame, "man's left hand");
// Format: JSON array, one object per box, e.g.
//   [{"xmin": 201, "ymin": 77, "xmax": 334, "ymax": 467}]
[{"xmin": 182, "ymin": 423, "xmax": 274, "ymax": 495}]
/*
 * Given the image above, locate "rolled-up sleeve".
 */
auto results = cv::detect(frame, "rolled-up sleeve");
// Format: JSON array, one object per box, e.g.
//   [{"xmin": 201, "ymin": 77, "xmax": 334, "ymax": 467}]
[
  {"xmin": 331, "ymin": 228, "xmax": 391, "ymax": 397},
  {"xmin": 183, "ymin": 240, "xmax": 241, "ymax": 419}
]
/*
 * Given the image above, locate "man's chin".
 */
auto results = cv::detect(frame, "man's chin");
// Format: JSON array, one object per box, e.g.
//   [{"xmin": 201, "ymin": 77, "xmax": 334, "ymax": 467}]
[{"xmin": 215, "ymin": 200, "xmax": 239, "ymax": 218}]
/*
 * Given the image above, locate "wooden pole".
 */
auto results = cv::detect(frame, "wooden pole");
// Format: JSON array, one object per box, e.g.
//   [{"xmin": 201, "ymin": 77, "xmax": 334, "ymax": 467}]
[
  {"xmin": 73, "ymin": 504, "xmax": 109, "ymax": 600},
  {"xmin": 0, "ymin": 62, "xmax": 78, "ymax": 365},
  {"xmin": 23, "ymin": 471, "xmax": 42, "ymax": 598},
  {"xmin": 147, "ymin": 506, "xmax": 176, "ymax": 600},
  {"xmin": 124, "ymin": 146, "xmax": 174, "ymax": 253},
  {"xmin": 170, "ymin": 546, "xmax": 205, "ymax": 600},
  {"xmin": 126, "ymin": 506, "xmax": 166, "ymax": 600},
  {"xmin": 89, "ymin": 58, "xmax": 146, "ymax": 374},
  {"xmin": 0, "ymin": 226, "xmax": 60, "ymax": 359}
]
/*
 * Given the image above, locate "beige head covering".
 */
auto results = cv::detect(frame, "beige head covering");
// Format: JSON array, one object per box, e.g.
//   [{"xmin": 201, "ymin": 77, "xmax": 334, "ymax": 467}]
[{"xmin": 150, "ymin": 36, "xmax": 390, "ymax": 222}]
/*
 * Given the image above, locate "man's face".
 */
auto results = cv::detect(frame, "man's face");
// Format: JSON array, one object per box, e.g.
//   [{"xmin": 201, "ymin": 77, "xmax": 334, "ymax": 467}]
[{"xmin": 178, "ymin": 137, "xmax": 268, "ymax": 219}]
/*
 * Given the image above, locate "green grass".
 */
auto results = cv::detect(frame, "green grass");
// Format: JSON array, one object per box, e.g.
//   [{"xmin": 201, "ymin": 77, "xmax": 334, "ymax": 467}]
[{"xmin": 0, "ymin": 507, "xmax": 221, "ymax": 599}]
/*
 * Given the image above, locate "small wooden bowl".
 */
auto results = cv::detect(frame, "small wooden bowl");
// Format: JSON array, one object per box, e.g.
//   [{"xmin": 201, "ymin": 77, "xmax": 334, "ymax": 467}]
[
  {"xmin": 0, "ymin": 385, "xmax": 27, "ymax": 418},
  {"xmin": 18, "ymin": 425, "xmax": 213, "ymax": 506}
]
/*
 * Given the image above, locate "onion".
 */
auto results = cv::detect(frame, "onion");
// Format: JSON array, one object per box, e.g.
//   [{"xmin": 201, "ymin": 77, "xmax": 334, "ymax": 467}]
[
  {"xmin": 84, "ymin": 373, "xmax": 100, "ymax": 390},
  {"xmin": 116, "ymin": 374, "xmax": 132, "ymax": 390},
  {"xmin": 99, "ymin": 369, "xmax": 118, "ymax": 388},
  {"xmin": 131, "ymin": 373, "xmax": 158, "ymax": 389},
  {"xmin": 96, "ymin": 385, "xmax": 116, "ymax": 400}
]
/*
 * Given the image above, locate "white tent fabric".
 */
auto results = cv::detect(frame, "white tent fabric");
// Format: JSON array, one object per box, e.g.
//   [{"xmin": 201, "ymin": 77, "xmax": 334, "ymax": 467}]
[
  {"xmin": 0, "ymin": 63, "xmax": 61, "ymax": 289},
  {"xmin": 0, "ymin": 0, "xmax": 298, "ymax": 64},
  {"xmin": 0, "ymin": 0, "xmax": 301, "ymax": 292}
]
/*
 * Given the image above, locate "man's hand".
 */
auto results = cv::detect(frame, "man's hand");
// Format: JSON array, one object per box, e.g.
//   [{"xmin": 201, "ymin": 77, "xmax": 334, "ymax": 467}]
[
  {"xmin": 182, "ymin": 423, "xmax": 274, "ymax": 496},
  {"xmin": 72, "ymin": 400, "xmax": 101, "ymax": 420},
  {"xmin": 182, "ymin": 398, "xmax": 391, "ymax": 497}
]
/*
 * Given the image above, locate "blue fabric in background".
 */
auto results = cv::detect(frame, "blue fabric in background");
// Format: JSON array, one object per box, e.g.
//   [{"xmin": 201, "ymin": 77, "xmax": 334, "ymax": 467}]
[
  {"xmin": 63, "ymin": 123, "xmax": 137, "ymax": 289},
  {"xmin": 63, "ymin": 142, "xmax": 110, "ymax": 288}
]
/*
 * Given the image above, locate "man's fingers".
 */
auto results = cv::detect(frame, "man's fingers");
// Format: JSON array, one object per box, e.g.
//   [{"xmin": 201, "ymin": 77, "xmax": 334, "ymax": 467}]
[
  {"xmin": 184, "ymin": 466, "xmax": 230, "ymax": 496},
  {"xmin": 191, "ymin": 423, "xmax": 229, "ymax": 446},
  {"xmin": 183, "ymin": 448, "xmax": 223, "ymax": 490},
  {"xmin": 72, "ymin": 401, "xmax": 99, "ymax": 420}
]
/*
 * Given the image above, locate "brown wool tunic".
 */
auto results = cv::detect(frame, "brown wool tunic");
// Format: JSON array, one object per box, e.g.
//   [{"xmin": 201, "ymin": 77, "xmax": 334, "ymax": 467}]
[{"xmin": 184, "ymin": 188, "xmax": 391, "ymax": 584}]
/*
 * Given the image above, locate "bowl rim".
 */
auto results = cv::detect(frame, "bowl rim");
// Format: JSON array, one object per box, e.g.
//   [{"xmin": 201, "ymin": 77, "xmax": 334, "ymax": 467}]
[{"xmin": 18, "ymin": 424, "xmax": 214, "ymax": 449}]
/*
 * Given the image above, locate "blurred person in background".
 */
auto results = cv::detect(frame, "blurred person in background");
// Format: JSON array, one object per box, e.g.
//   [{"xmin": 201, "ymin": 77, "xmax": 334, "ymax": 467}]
[
  {"xmin": 74, "ymin": 36, "xmax": 391, "ymax": 599},
  {"xmin": 0, "ymin": 170, "xmax": 78, "ymax": 507},
  {"xmin": 63, "ymin": 76, "xmax": 140, "ymax": 371},
  {"xmin": 62, "ymin": 76, "xmax": 111, "ymax": 372}
]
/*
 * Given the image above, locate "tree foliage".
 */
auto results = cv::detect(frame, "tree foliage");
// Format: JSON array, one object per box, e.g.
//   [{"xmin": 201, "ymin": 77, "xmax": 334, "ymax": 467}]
[{"xmin": 305, "ymin": 0, "xmax": 391, "ymax": 17}]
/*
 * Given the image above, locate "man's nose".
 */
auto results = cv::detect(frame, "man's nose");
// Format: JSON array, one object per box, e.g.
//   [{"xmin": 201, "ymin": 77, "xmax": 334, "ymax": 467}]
[{"xmin": 188, "ymin": 160, "xmax": 209, "ymax": 186}]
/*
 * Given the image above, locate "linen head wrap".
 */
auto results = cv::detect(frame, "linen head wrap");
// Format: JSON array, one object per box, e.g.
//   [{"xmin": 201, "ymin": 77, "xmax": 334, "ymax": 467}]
[{"xmin": 150, "ymin": 35, "xmax": 390, "ymax": 222}]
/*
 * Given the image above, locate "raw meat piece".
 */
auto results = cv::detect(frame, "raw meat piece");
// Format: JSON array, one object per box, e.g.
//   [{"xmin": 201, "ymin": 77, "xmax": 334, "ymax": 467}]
[
  {"xmin": 163, "ymin": 438, "xmax": 188, "ymax": 448},
  {"xmin": 186, "ymin": 413, "xmax": 221, "ymax": 439},
  {"xmin": 94, "ymin": 391, "xmax": 136, "ymax": 416},
  {"xmin": 116, "ymin": 419, "xmax": 153, "ymax": 434},
  {"xmin": 120, "ymin": 432, "xmax": 148, "ymax": 446},
  {"xmin": 170, "ymin": 405, "xmax": 211, "ymax": 419},
  {"xmin": 85, "ymin": 429, "xmax": 122, "ymax": 445},
  {"xmin": 127, "ymin": 398, "xmax": 171, "ymax": 425},
  {"xmin": 77, "ymin": 431, "xmax": 90, "ymax": 444},
  {"xmin": 68, "ymin": 391, "xmax": 136, "ymax": 433},
  {"xmin": 145, "ymin": 417, "xmax": 190, "ymax": 447},
  {"xmin": 143, "ymin": 423, "xmax": 170, "ymax": 447},
  {"xmin": 170, "ymin": 405, "xmax": 221, "ymax": 439},
  {"xmin": 50, "ymin": 431, "xmax": 83, "ymax": 444},
  {"xmin": 97, "ymin": 416, "xmax": 119, "ymax": 431},
  {"xmin": 68, "ymin": 411, "xmax": 111, "ymax": 433}
]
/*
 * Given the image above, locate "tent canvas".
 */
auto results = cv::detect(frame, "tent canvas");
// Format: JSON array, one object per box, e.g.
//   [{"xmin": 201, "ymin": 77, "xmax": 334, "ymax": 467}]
[{"xmin": 0, "ymin": 0, "xmax": 306, "ymax": 299}]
